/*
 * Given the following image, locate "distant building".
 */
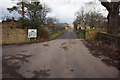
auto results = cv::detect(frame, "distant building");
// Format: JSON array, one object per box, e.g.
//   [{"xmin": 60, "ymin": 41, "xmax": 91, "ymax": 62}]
[
  {"xmin": 68, "ymin": 23, "xmax": 74, "ymax": 28},
  {"xmin": 77, "ymin": 24, "xmax": 90, "ymax": 30}
]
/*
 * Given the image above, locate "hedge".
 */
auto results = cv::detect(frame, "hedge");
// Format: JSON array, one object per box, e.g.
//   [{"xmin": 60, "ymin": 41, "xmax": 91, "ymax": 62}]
[{"xmin": 95, "ymin": 32, "xmax": 120, "ymax": 50}]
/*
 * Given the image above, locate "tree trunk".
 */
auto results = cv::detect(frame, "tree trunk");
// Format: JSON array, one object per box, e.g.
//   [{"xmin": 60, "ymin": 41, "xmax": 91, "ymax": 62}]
[
  {"xmin": 22, "ymin": 1, "xmax": 24, "ymax": 19},
  {"xmin": 108, "ymin": 7, "xmax": 119, "ymax": 35},
  {"xmin": 100, "ymin": 2, "xmax": 119, "ymax": 35},
  {"xmin": 74, "ymin": 26, "xmax": 77, "ymax": 30},
  {"xmin": 100, "ymin": 1, "xmax": 120, "ymax": 50},
  {"xmin": 73, "ymin": 23, "xmax": 78, "ymax": 30}
]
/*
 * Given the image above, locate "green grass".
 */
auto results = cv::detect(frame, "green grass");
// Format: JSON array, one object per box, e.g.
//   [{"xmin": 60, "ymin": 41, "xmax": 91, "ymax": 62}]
[
  {"xmin": 74, "ymin": 30, "xmax": 84, "ymax": 39},
  {"xmin": 86, "ymin": 29, "xmax": 96, "ymax": 32},
  {"xmin": 74, "ymin": 29, "xmax": 97, "ymax": 39},
  {"xmin": 49, "ymin": 30, "xmax": 67, "ymax": 39},
  {"xmin": 118, "ymin": 33, "xmax": 120, "ymax": 36}
]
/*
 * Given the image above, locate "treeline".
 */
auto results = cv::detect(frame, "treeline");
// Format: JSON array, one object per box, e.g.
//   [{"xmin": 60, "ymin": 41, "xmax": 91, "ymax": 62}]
[
  {"xmin": 73, "ymin": 2, "xmax": 107, "ymax": 31},
  {"xmin": 74, "ymin": 1, "xmax": 120, "ymax": 36}
]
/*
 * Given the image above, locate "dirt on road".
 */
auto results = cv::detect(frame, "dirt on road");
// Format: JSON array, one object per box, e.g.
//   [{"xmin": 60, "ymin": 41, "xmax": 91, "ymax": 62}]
[{"xmin": 2, "ymin": 30, "xmax": 119, "ymax": 78}]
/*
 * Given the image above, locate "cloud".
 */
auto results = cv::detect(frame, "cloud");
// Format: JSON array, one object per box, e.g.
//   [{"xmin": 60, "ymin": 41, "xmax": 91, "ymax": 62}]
[
  {"xmin": 46, "ymin": 4, "xmax": 80, "ymax": 23},
  {"xmin": 42, "ymin": 0, "xmax": 108, "ymax": 23},
  {"xmin": 42, "ymin": 0, "xmax": 85, "ymax": 23},
  {"xmin": 0, "ymin": 0, "xmax": 20, "ymax": 20},
  {"xmin": 0, "ymin": 0, "xmax": 108, "ymax": 23}
]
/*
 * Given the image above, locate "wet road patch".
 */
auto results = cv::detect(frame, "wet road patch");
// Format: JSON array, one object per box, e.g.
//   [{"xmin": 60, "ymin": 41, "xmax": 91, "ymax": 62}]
[
  {"xmin": 70, "ymin": 69, "xmax": 74, "ymax": 72},
  {"xmin": 62, "ymin": 46, "xmax": 68, "ymax": 51},
  {"xmin": 62, "ymin": 43, "xmax": 66, "ymax": 45},
  {"xmin": 43, "ymin": 44, "xmax": 49, "ymax": 46},
  {"xmin": 69, "ymin": 42, "xmax": 76, "ymax": 44},
  {"xmin": 3, "ymin": 54, "xmax": 32, "ymax": 78},
  {"xmin": 33, "ymin": 69, "xmax": 50, "ymax": 78},
  {"xmin": 21, "ymin": 50, "xmax": 28, "ymax": 52}
]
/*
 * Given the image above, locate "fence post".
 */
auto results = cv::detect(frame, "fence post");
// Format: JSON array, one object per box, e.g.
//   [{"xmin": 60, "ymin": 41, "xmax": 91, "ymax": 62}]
[
  {"xmin": 84, "ymin": 30, "xmax": 86, "ymax": 39},
  {"xmin": 118, "ymin": 37, "xmax": 120, "ymax": 52}
]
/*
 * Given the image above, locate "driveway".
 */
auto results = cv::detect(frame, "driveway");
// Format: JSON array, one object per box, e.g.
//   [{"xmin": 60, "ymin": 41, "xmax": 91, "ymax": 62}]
[{"xmin": 2, "ymin": 29, "xmax": 118, "ymax": 78}]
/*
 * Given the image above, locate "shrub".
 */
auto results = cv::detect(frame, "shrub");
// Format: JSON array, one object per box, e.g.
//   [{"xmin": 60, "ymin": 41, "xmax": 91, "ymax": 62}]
[
  {"xmin": 95, "ymin": 32, "xmax": 120, "ymax": 50},
  {"xmin": 37, "ymin": 27, "xmax": 49, "ymax": 39}
]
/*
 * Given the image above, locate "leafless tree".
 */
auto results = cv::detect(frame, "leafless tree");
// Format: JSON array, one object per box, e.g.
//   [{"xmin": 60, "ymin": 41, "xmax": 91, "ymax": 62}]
[{"xmin": 74, "ymin": 4, "xmax": 106, "ymax": 29}]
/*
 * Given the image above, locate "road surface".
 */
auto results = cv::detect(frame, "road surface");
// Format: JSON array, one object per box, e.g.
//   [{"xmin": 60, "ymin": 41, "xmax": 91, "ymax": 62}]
[{"xmin": 3, "ymin": 29, "xmax": 118, "ymax": 78}]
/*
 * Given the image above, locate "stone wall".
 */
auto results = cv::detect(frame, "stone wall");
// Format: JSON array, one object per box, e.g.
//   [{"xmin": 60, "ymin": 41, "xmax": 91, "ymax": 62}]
[
  {"xmin": 86, "ymin": 30, "xmax": 98, "ymax": 40},
  {"xmin": 2, "ymin": 20, "xmax": 29, "ymax": 44}
]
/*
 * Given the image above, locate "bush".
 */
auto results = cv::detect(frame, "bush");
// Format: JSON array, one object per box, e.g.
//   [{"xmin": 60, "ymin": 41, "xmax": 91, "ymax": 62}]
[
  {"xmin": 95, "ymin": 32, "xmax": 120, "ymax": 50},
  {"xmin": 18, "ymin": 19, "xmax": 42, "ymax": 29},
  {"xmin": 37, "ymin": 27, "xmax": 49, "ymax": 39},
  {"xmin": 74, "ymin": 30, "xmax": 85, "ymax": 39}
]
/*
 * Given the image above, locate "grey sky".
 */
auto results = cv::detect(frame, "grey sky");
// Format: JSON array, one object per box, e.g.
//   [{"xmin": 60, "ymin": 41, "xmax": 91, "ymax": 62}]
[{"xmin": 0, "ymin": 0, "xmax": 108, "ymax": 23}]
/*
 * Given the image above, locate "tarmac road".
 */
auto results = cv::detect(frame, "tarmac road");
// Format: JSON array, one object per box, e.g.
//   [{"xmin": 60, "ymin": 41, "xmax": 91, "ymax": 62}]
[{"xmin": 2, "ymin": 29, "xmax": 118, "ymax": 78}]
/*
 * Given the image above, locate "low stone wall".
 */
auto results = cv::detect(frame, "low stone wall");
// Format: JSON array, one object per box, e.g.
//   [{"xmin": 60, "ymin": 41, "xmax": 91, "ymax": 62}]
[
  {"xmin": 86, "ymin": 30, "xmax": 98, "ymax": 40},
  {"xmin": 78, "ymin": 29, "xmax": 97, "ymax": 40},
  {"xmin": 2, "ymin": 20, "xmax": 29, "ymax": 44},
  {"xmin": 2, "ymin": 28, "xmax": 29, "ymax": 44}
]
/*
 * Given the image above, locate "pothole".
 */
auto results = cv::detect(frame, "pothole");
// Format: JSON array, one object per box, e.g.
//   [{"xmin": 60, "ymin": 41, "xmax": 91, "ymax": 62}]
[
  {"xmin": 62, "ymin": 43, "xmax": 66, "ymax": 45},
  {"xmin": 33, "ymin": 69, "xmax": 50, "ymax": 78},
  {"xmin": 3, "ymin": 54, "xmax": 32, "ymax": 78},
  {"xmin": 43, "ymin": 44, "xmax": 49, "ymax": 46},
  {"xmin": 21, "ymin": 50, "xmax": 28, "ymax": 52},
  {"xmin": 62, "ymin": 46, "xmax": 68, "ymax": 51},
  {"xmin": 70, "ymin": 69, "xmax": 74, "ymax": 72},
  {"xmin": 69, "ymin": 42, "xmax": 76, "ymax": 44}
]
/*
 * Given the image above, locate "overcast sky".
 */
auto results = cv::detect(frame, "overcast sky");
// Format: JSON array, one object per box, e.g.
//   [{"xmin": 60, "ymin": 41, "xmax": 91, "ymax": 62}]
[{"xmin": 0, "ymin": 0, "xmax": 108, "ymax": 23}]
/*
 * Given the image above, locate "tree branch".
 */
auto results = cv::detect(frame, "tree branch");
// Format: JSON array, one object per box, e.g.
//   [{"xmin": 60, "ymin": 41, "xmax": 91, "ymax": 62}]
[{"xmin": 99, "ymin": 0, "xmax": 110, "ymax": 10}]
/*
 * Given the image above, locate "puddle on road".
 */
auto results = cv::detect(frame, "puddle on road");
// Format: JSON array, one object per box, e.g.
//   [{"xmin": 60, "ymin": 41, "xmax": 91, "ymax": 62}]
[
  {"xmin": 69, "ymin": 42, "xmax": 76, "ymax": 44},
  {"xmin": 70, "ymin": 69, "xmax": 74, "ymax": 72},
  {"xmin": 43, "ymin": 44, "xmax": 49, "ymax": 46},
  {"xmin": 21, "ymin": 50, "xmax": 28, "ymax": 52},
  {"xmin": 3, "ymin": 54, "xmax": 32, "ymax": 63},
  {"xmin": 62, "ymin": 43, "xmax": 66, "ymax": 45},
  {"xmin": 3, "ymin": 59, "xmax": 24, "ymax": 78},
  {"xmin": 62, "ymin": 46, "xmax": 68, "ymax": 51},
  {"xmin": 60, "ymin": 43, "xmax": 68, "ymax": 51},
  {"xmin": 33, "ymin": 69, "xmax": 50, "ymax": 78},
  {"xmin": 3, "ymin": 54, "xmax": 32, "ymax": 78}
]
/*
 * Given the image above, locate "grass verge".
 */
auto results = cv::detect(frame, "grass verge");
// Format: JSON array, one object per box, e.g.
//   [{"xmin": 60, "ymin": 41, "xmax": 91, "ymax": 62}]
[
  {"xmin": 49, "ymin": 30, "xmax": 67, "ymax": 39},
  {"xmin": 118, "ymin": 33, "xmax": 120, "ymax": 36},
  {"xmin": 74, "ymin": 30, "xmax": 84, "ymax": 39}
]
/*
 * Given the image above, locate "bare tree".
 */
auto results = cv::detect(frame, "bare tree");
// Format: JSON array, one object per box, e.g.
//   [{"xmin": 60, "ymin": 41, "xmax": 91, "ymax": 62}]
[
  {"xmin": 74, "ymin": 5, "xmax": 105, "ymax": 29},
  {"xmin": 8, "ymin": 0, "xmax": 30, "ymax": 19},
  {"xmin": 40, "ymin": 4, "xmax": 51, "ymax": 23}
]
